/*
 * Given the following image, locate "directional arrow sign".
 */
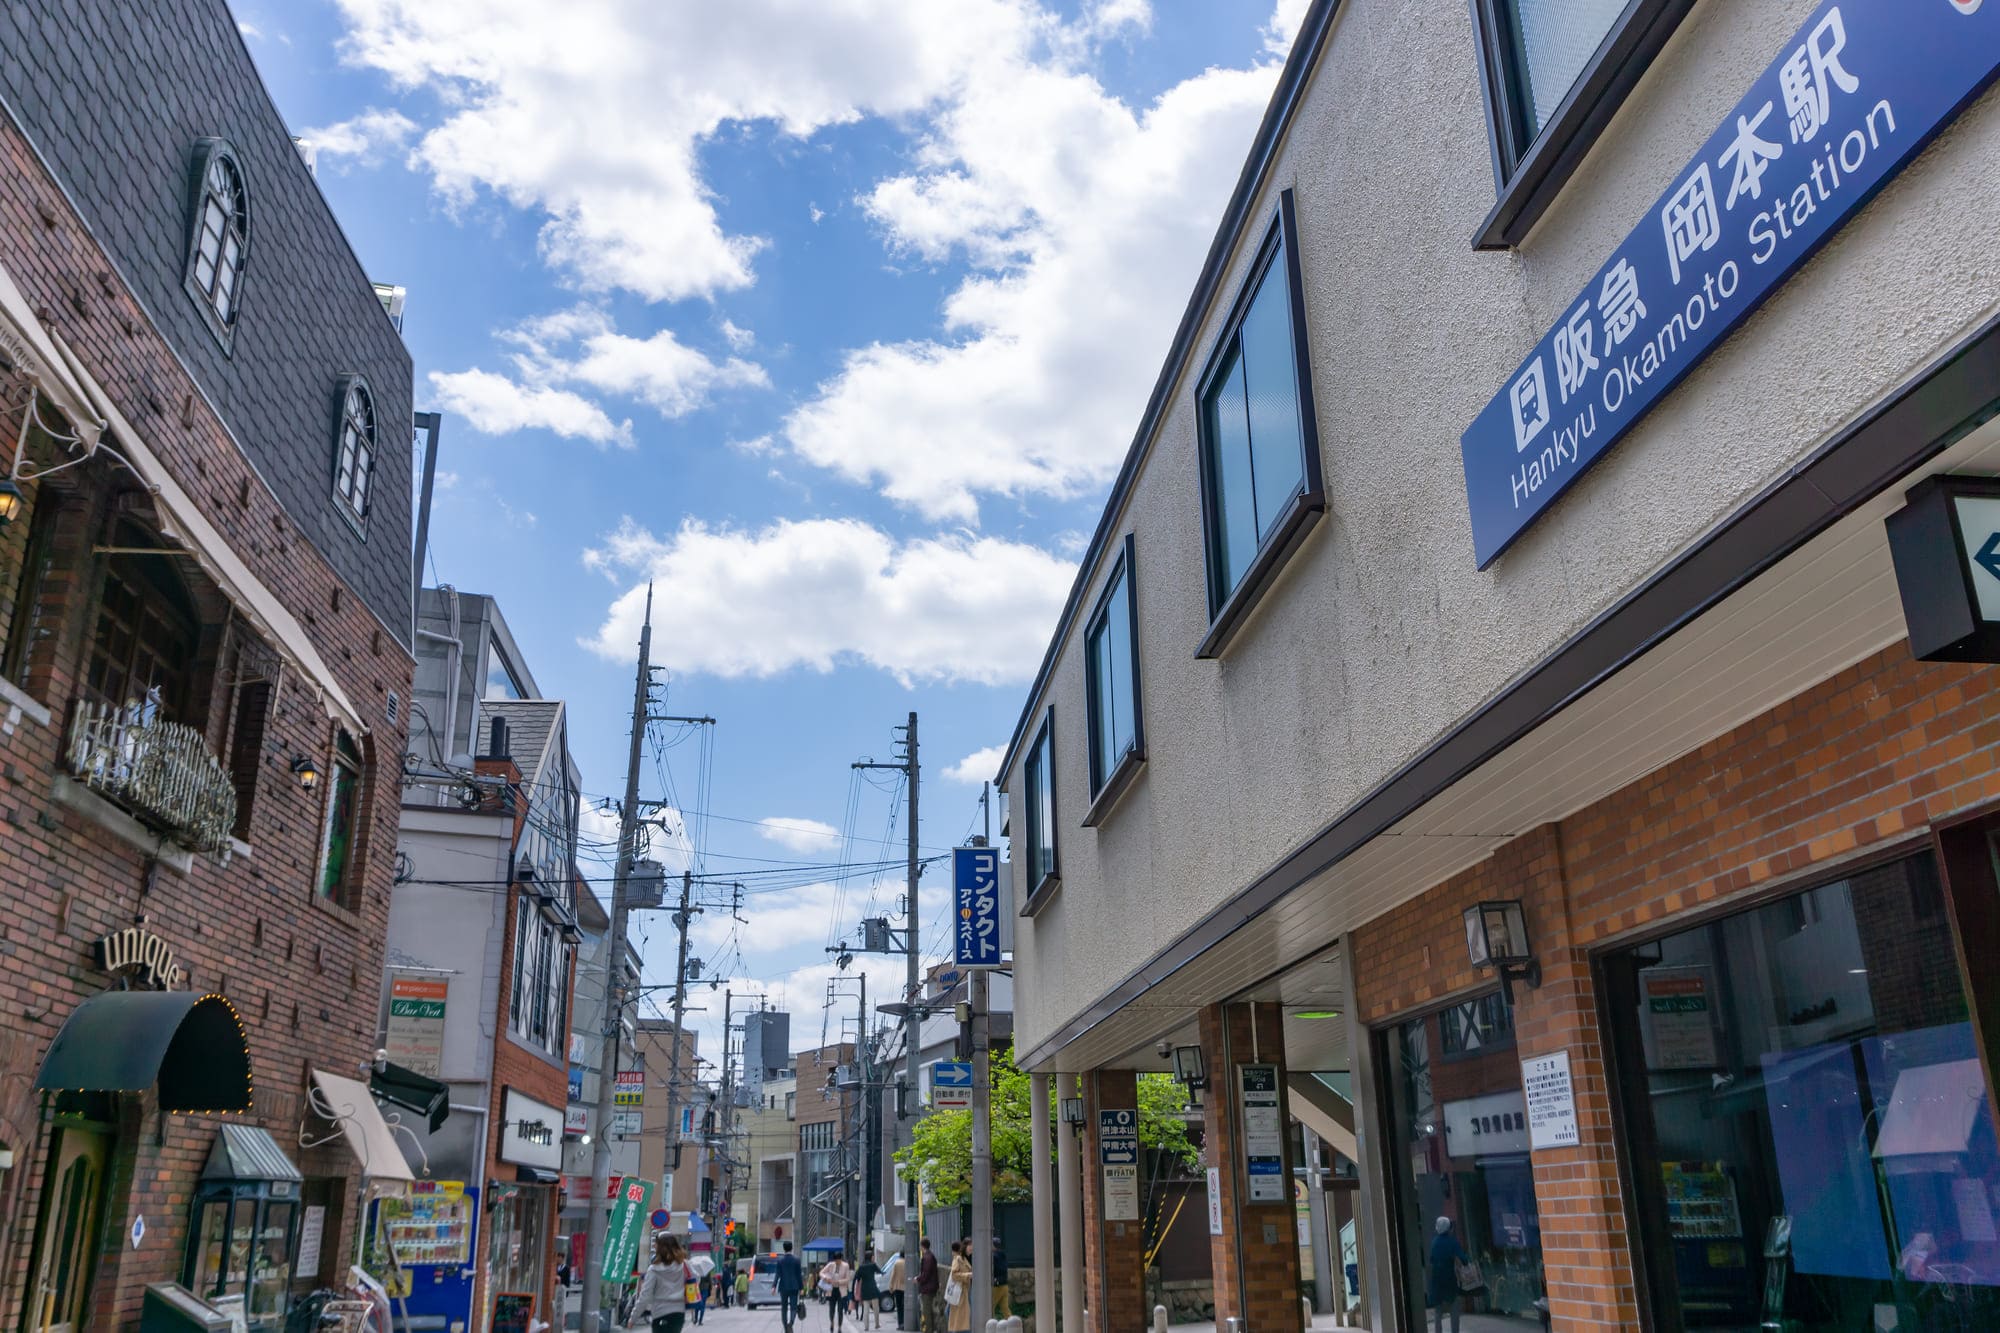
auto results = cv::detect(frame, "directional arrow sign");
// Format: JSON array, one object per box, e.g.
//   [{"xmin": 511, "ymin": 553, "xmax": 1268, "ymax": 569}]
[
  {"xmin": 932, "ymin": 1060, "xmax": 973, "ymax": 1109},
  {"xmin": 1978, "ymin": 532, "xmax": 2000, "ymax": 586}
]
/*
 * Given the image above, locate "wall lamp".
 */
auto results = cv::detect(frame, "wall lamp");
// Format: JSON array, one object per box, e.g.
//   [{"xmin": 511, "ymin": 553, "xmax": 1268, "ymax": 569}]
[
  {"xmin": 290, "ymin": 756, "xmax": 322, "ymax": 791},
  {"xmin": 1059, "ymin": 1097, "xmax": 1085, "ymax": 1133},
  {"xmin": 1463, "ymin": 899, "xmax": 1541, "ymax": 1004},
  {"xmin": 0, "ymin": 478, "xmax": 23, "ymax": 526}
]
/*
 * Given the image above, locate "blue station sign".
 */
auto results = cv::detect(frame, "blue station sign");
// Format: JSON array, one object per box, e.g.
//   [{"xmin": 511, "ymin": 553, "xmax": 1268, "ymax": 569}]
[
  {"xmin": 1460, "ymin": 0, "xmax": 2000, "ymax": 568},
  {"xmin": 952, "ymin": 846, "xmax": 1003, "ymax": 969}
]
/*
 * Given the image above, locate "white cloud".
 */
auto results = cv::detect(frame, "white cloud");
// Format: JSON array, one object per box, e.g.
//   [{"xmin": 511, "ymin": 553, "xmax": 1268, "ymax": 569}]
[
  {"xmin": 429, "ymin": 367, "xmax": 633, "ymax": 445},
  {"xmin": 238, "ymin": 20, "xmax": 262, "ymax": 37},
  {"xmin": 581, "ymin": 516, "xmax": 1074, "ymax": 686},
  {"xmin": 299, "ymin": 108, "xmax": 420, "ymax": 166},
  {"xmin": 1083, "ymin": 0, "xmax": 1151, "ymax": 39},
  {"xmin": 1265, "ymin": 0, "xmax": 1312, "ymax": 55},
  {"xmin": 719, "ymin": 319, "xmax": 755, "ymax": 352},
  {"xmin": 944, "ymin": 745, "xmax": 1006, "ymax": 787},
  {"xmin": 758, "ymin": 817, "xmax": 843, "ymax": 854}
]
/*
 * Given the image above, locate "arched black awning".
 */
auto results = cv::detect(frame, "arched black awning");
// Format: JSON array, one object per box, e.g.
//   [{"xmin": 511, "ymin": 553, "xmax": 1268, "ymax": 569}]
[{"xmin": 34, "ymin": 991, "xmax": 252, "ymax": 1113}]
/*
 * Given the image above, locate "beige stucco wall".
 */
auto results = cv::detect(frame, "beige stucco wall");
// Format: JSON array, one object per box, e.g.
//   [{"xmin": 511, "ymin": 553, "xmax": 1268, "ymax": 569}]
[{"xmin": 1007, "ymin": 0, "xmax": 2000, "ymax": 1064}]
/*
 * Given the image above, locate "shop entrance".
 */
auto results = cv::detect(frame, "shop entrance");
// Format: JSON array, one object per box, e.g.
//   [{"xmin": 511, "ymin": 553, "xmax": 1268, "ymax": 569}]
[{"xmin": 29, "ymin": 1125, "xmax": 111, "ymax": 1333}]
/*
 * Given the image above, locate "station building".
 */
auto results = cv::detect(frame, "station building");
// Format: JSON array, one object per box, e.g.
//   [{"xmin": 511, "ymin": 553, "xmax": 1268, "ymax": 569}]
[{"xmin": 1001, "ymin": 2, "xmax": 2000, "ymax": 1330}]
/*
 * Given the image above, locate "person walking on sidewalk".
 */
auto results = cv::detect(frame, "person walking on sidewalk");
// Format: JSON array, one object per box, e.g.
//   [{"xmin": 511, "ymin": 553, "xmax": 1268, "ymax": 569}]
[
  {"xmin": 990, "ymin": 1237, "xmax": 1010, "ymax": 1322},
  {"xmin": 822, "ymin": 1251, "xmax": 854, "ymax": 1332},
  {"xmin": 775, "ymin": 1241, "xmax": 807, "ymax": 1333},
  {"xmin": 916, "ymin": 1238, "xmax": 941, "ymax": 1333},
  {"xmin": 945, "ymin": 1242, "xmax": 973, "ymax": 1333},
  {"xmin": 633, "ymin": 1235, "xmax": 693, "ymax": 1333},
  {"xmin": 1427, "ymin": 1216, "xmax": 1477, "ymax": 1333},
  {"xmin": 854, "ymin": 1249, "xmax": 884, "ymax": 1332}
]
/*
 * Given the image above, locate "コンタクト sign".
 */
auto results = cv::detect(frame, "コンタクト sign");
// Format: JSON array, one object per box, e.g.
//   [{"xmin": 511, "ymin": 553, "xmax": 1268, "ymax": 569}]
[{"xmin": 1460, "ymin": 0, "xmax": 2000, "ymax": 568}]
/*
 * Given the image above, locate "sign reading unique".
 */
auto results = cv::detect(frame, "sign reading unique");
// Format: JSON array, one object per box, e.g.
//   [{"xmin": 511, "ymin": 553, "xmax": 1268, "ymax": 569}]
[
  {"xmin": 952, "ymin": 846, "xmax": 1003, "ymax": 969},
  {"xmin": 1239, "ymin": 1064, "xmax": 1286, "ymax": 1202},
  {"xmin": 1460, "ymin": 0, "xmax": 2000, "ymax": 567},
  {"xmin": 1521, "ymin": 1050, "xmax": 1581, "ymax": 1151},
  {"xmin": 96, "ymin": 926, "xmax": 181, "ymax": 990},
  {"xmin": 386, "ymin": 973, "xmax": 448, "ymax": 1077},
  {"xmin": 601, "ymin": 1178, "xmax": 654, "ymax": 1283},
  {"xmin": 1099, "ymin": 1108, "xmax": 1140, "ymax": 1221}
]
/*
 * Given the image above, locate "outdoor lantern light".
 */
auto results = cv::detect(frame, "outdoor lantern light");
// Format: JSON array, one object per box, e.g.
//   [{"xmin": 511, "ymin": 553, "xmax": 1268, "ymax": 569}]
[
  {"xmin": 291, "ymin": 756, "xmax": 321, "ymax": 791},
  {"xmin": 1060, "ymin": 1096, "xmax": 1085, "ymax": 1131},
  {"xmin": 1171, "ymin": 1045, "xmax": 1207, "ymax": 1091},
  {"xmin": 0, "ymin": 478, "xmax": 23, "ymax": 526},
  {"xmin": 1463, "ymin": 899, "xmax": 1540, "ymax": 1002}
]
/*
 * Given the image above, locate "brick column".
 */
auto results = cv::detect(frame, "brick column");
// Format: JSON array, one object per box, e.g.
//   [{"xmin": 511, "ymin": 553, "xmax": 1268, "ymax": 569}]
[
  {"xmin": 1081, "ymin": 1070, "xmax": 1145, "ymax": 1333},
  {"xmin": 1198, "ymin": 1002, "xmax": 1303, "ymax": 1333}
]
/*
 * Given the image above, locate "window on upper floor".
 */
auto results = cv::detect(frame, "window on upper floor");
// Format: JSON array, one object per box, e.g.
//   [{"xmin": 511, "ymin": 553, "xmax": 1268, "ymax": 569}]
[
  {"xmin": 1195, "ymin": 191, "xmax": 1322, "ymax": 657},
  {"xmin": 1021, "ymin": 711, "xmax": 1058, "ymax": 908},
  {"xmin": 1470, "ymin": 0, "xmax": 1695, "ymax": 248},
  {"xmin": 317, "ymin": 730, "xmax": 365, "ymax": 906},
  {"xmin": 184, "ymin": 141, "xmax": 251, "ymax": 344},
  {"xmin": 1083, "ymin": 535, "xmax": 1144, "ymax": 820},
  {"xmin": 332, "ymin": 377, "xmax": 376, "ymax": 529},
  {"xmin": 510, "ymin": 890, "xmax": 571, "ymax": 1059}
]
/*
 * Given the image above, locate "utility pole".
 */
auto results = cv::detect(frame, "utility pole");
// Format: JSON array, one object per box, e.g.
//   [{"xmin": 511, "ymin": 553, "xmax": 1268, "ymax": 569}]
[
  {"xmin": 853, "ymin": 712, "xmax": 919, "ymax": 1329},
  {"xmin": 717, "ymin": 987, "xmax": 735, "ymax": 1244},
  {"xmin": 969, "ymin": 785, "xmax": 993, "ymax": 1333},
  {"xmin": 663, "ymin": 869, "xmax": 697, "ymax": 1213},
  {"xmin": 581, "ymin": 586, "xmax": 653, "ymax": 1333}
]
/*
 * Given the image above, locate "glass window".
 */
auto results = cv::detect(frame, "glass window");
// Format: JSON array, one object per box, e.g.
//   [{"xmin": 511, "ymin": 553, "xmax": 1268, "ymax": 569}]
[
  {"xmin": 1381, "ymin": 993, "xmax": 1547, "ymax": 1330},
  {"xmin": 1084, "ymin": 539, "xmax": 1142, "ymax": 797},
  {"xmin": 85, "ymin": 544, "xmax": 199, "ymax": 720},
  {"xmin": 186, "ymin": 145, "xmax": 250, "ymax": 334},
  {"xmin": 1602, "ymin": 854, "xmax": 2000, "ymax": 1329},
  {"xmin": 1493, "ymin": 0, "xmax": 1627, "ymax": 148},
  {"xmin": 317, "ymin": 732, "xmax": 363, "ymax": 903},
  {"xmin": 1199, "ymin": 219, "xmax": 1310, "ymax": 614},
  {"xmin": 485, "ymin": 650, "xmax": 527, "ymax": 701},
  {"xmin": 1022, "ymin": 713, "xmax": 1057, "ymax": 895},
  {"xmin": 334, "ymin": 379, "xmax": 376, "ymax": 525}
]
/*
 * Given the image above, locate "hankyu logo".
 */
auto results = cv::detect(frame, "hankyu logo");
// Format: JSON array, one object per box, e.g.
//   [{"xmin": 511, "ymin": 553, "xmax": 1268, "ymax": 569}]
[
  {"xmin": 1509, "ymin": 358, "xmax": 1550, "ymax": 452},
  {"xmin": 1947, "ymin": 0, "xmax": 1981, "ymax": 14}
]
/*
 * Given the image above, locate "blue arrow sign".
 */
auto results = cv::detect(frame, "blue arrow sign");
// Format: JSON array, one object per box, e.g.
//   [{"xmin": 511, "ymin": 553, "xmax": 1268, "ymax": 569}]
[
  {"xmin": 1976, "ymin": 533, "xmax": 2000, "ymax": 585},
  {"xmin": 932, "ymin": 1061, "xmax": 972, "ymax": 1088}
]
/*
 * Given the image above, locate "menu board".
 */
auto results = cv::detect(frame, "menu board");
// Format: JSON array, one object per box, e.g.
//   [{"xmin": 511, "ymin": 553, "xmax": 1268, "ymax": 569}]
[
  {"xmin": 492, "ymin": 1292, "xmax": 535, "ymax": 1333},
  {"xmin": 378, "ymin": 1182, "xmax": 474, "ymax": 1268}
]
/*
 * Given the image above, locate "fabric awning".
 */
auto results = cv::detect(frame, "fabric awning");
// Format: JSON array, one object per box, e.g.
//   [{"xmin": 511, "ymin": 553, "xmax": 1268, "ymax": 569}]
[
  {"xmin": 308, "ymin": 1069, "xmax": 416, "ymax": 1184},
  {"xmin": 370, "ymin": 1060, "xmax": 449, "ymax": 1134},
  {"xmin": 802, "ymin": 1237, "xmax": 845, "ymax": 1252},
  {"xmin": 0, "ymin": 260, "xmax": 105, "ymax": 448},
  {"xmin": 204, "ymin": 1124, "xmax": 303, "ymax": 1183},
  {"xmin": 34, "ymin": 990, "xmax": 251, "ymax": 1114}
]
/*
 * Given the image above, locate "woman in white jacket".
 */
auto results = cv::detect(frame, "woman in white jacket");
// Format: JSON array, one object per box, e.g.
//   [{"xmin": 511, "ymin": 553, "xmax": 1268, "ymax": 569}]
[{"xmin": 633, "ymin": 1234, "xmax": 692, "ymax": 1333}]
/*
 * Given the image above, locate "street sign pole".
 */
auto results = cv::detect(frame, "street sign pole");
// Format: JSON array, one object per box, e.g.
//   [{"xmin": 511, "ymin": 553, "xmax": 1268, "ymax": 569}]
[{"xmin": 968, "ymin": 797, "xmax": 994, "ymax": 1332}]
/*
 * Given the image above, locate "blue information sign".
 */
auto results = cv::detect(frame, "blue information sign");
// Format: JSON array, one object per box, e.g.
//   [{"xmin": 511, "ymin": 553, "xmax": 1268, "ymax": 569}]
[
  {"xmin": 952, "ymin": 846, "xmax": 1003, "ymax": 969},
  {"xmin": 1460, "ymin": 0, "xmax": 2000, "ymax": 568},
  {"xmin": 1098, "ymin": 1109, "xmax": 1139, "ymax": 1166}
]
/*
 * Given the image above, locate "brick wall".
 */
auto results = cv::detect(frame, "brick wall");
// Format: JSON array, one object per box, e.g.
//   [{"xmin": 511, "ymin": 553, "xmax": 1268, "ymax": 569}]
[
  {"xmin": 1351, "ymin": 643, "xmax": 2000, "ymax": 1330},
  {"xmin": 1197, "ymin": 1003, "xmax": 1302, "ymax": 1333},
  {"xmin": 0, "ymin": 94, "xmax": 413, "ymax": 1332},
  {"xmin": 1081, "ymin": 1070, "xmax": 1144, "ymax": 1333}
]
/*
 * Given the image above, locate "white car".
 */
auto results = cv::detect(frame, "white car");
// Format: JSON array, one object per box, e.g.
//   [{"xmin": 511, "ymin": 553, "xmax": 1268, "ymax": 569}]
[{"xmin": 745, "ymin": 1254, "xmax": 783, "ymax": 1310}]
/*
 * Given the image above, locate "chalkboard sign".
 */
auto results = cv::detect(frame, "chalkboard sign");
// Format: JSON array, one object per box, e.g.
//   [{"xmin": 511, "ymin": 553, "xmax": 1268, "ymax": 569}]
[{"xmin": 492, "ymin": 1291, "xmax": 535, "ymax": 1333}]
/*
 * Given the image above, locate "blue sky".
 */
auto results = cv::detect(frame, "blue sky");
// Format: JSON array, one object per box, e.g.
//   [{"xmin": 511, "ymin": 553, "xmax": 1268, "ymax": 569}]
[{"xmin": 238, "ymin": 0, "xmax": 1304, "ymax": 1059}]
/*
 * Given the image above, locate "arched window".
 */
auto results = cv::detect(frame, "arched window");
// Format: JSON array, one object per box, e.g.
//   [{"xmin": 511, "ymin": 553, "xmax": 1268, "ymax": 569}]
[
  {"xmin": 333, "ymin": 376, "xmax": 375, "ymax": 525},
  {"xmin": 184, "ymin": 141, "xmax": 250, "ymax": 340}
]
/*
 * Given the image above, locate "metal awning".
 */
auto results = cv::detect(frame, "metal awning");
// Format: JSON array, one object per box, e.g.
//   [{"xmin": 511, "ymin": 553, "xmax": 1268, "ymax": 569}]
[
  {"xmin": 802, "ymin": 1237, "xmax": 845, "ymax": 1253},
  {"xmin": 34, "ymin": 990, "xmax": 251, "ymax": 1114},
  {"xmin": 370, "ymin": 1060, "xmax": 449, "ymax": 1134},
  {"xmin": 204, "ymin": 1124, "xmax": 303, "ymax": 1183},
  {"xmin": 308, "ymin": 1070, "xmax": 416, "ymax": 1184}
]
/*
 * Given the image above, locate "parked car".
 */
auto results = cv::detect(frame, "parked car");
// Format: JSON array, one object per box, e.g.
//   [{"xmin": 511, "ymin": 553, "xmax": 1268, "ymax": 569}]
[{"xmin": 745, "ymin": 1253, "xmax": 784, "ymax": 1309}]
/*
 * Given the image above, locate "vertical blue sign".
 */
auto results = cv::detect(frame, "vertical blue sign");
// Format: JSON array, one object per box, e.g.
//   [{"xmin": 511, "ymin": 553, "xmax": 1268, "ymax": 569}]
[
  {"xmin": 1460, "ymin": 0, "xmax": 2000, "ymax": 568},
  {"xmin": 952, "ymin": 846, "xmax": 1003, "ymax": 968}
]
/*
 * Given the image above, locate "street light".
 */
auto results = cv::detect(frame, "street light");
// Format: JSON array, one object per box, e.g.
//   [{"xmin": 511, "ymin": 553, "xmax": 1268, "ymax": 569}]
[
  {"xmin": 1059, "ymin": 1097, "xmax": 1084, "ymax": 1133},
  {"xmin": 0, "ymin": 478, "xmax": 23, "ymax": 526}
]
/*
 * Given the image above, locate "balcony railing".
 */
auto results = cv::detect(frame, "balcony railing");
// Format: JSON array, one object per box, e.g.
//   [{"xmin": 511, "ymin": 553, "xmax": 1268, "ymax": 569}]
[{"xmin": 66, "ymin": 699, "xmax": 238, "ymax": 855}]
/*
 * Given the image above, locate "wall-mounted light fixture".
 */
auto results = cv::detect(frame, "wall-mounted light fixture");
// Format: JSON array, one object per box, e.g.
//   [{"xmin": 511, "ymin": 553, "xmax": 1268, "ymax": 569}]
[
  {"xmin": 1060, "ymin": 1096, "xmax": 1085, "ymax": 1133},
  {"xmin": 1171, "ymin": 1045, "xmax": 1207, "ymax": 1110},
  {"xmin": 1463, "ymin": 899, "xmax": 1540, "ymax": 1003},
  {"xmin": 0, "ymin": 478, "xmax": 23, "ymax": 526},
  {"xmin": 290, "ymin": 756, "xmax": 321, "ymax": 791}
]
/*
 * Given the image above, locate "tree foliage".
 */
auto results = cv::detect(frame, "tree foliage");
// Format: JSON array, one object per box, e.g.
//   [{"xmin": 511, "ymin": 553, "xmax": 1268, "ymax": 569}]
[{"xmin": 896, "ymin": 1046, "xmax": 1198, "ymax": 1208}]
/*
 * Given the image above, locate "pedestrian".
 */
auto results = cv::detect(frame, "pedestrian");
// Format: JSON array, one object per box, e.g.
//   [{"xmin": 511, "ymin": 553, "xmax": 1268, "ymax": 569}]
[
  {"xmin": 916, "ymin": 1238, "xmax": 941, "ymax": 1333},
  {"xmin": 775, "ymin": 1240, "xmax": 806, "ymax": 1333},
  {"xmin": 691, "ymin": 1270, "xmax": 709, "ymax": 1326},
  {"xmin": 634, "ymin": 1234, "xmax": 694, "ymax": 1333},
  {"xmin": 854, "ymin": 1249, "xmax": 884, "ymax": 1331},
  {"xmin": 823, "ymin": 1250, "xmax": 854, "ymax": 1331},
  {"xmin": 735, "ymin": 1267, "xmax": 750, "ymax": 1308},
  {"xmin": 1427, "ymin": 1216, "xmax": 1478, "ymax": 1333},
  {"xmin": 990, "ymin": 1236, "xmax": 1009, "ymax": 1321},
  {"xmin": 946, "ymin": 1242, "xmax": 973, "ymax": 1333}
]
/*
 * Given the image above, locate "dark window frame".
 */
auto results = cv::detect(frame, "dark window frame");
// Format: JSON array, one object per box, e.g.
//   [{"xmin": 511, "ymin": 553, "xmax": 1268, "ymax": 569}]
[
  {"xmin": 331, "ymin": 376, "xmax": 376, "ymax": 535},
  {"xmin": 1468, "ymin": 0, "xmax": 1697, "ymax": 250},
  {"xmin": 316, "ymin": 728, "xmax": 364, "ymax": 908},
  {"xmin": 1019, "ymin": 710, "xmax": 1060, "ymax": 917},
  {"xmin": 1192, "ymin": 189, "xmax": 1324, "ymax": 660},
  {"xmin": 1082, "ymin": 534, "xmax": 1146, "ymax": 827},
  {"xmin": 182, "ymin": 139, "xmax": 252, "ymax": 350}
]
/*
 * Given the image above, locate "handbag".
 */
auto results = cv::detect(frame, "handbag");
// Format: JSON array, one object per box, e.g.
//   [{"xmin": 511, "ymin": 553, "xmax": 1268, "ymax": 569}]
[
  {"xmin": 1454, "ymin": 1256, "xmax": 1484, "ymax": 1293},
  {"xmin": 943, "ymin": 1279, "xmax": 964, "ymax": 1308}
]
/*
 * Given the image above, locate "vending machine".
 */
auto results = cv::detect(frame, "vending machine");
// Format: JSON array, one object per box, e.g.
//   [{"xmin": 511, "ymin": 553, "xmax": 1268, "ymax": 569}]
[{"xmin": 375, "ymin": 1180, "xmax": 481, "ymax": 1330}]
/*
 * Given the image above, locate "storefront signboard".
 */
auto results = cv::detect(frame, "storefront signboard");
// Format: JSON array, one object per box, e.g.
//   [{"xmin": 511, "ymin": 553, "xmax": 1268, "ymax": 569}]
[
  {"xmin": 96, "ymin": 925, "xmax": 181, "ymax": 990},
  {"xmin": 1460, "ymin": 0, "xmax": 2000, "ymax": 567},
  {"xmin": 611, "ymin": 1110, "xmax": 642, "ymax": 1137},
  {"xmin": 1100, "ymin": 1108, "xmax": 1140, "ymax": 1221},
  {"xmin": 500, "ymin": 1089, "xmax": 564, "ymax": 1171},
  {"xmin": 614, "ymin": 1070, "xmax": 645, "ymax": 1106},
  {"xmin": 1206, "ymin": 1167, "xmax": 1223, "ymax": 1235},
  {"xmin": 386, "ymin": 973, "xmax": 448, "ymax": 1077},
  {"xmin": 1442, "ymin": 1089, "xmax": 1531, "ymax": 1157},
  {"xmin": 565, "ymin": 1105, "xmax": 589, "ymax": 1136},
  {"xmin": 297, "ymin": 1205, "xmax": 325, "ymax": 1276},
  {"xmin": 1239, "ymin": 1064, "xmax": 1286, "ymax": 1203},
  {"xmin": 951, "ymin": 846, "xmax": 1004, "ymax": 969},
  {"xmin": 1521, "ymin": 1050, "xmax": 1580, "ymax": 1151},
  {"xmin": 569, "ymin": 1065, "xmax": 584, "ymax": 1100},
  {"xmin": 1639, "ymin": 966, "xmax": 1721, "ymax": 1069},
  {"xmin": 601, "ymin": 1178, "xmax": 654, "ymax": 1283}
]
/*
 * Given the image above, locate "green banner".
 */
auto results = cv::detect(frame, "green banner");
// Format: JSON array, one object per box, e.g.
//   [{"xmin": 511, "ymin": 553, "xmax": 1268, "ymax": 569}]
[
  {"xmin": 601, "ymin": 1178, "xmax": 654, "ymax": 1284},
  {"xmin": 389, "ymin": 999, "xmax": 446, "ymax": 1018}
]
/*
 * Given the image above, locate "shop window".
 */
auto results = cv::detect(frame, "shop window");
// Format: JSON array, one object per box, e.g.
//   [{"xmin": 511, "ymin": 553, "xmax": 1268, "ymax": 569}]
[
  {"xmin": 1020, "ymin": 710, "xmax": 1058, "ymax": 910},
  {"xmin": 1195, "ymin": 191, "xmax": 1321, "ymax": 651},
  {"xmin": 332, "ymin": 377, "xmax": 375, "ymax": 528},
  {"xmin": 1084, "ymin": 534, "xmax": 1144, "ymax": 810},
  {"xmin": 509, "ymin": 894, "xmax": 569, "ymax": 1058},
  {"xmin": 184, "ymin": 140, "xmax": 251, "ymax": 344},
  {"xmin": 1, "ymin": 488, "xmax": 60, "ymax": 693},
  {"xmin": 1438, "ymin": 992, "xmax": 1514, "ymax": 1059},
  {"xmin": 1600, "ymin": 853, "xmax": 2000, "ymax": 1329},
  {"xmin": 316, "ymin": 731, "xmax": 363, "ymax": 906},
  {"xmin": 84, "ymin": 540, "xmax": 200, "ymax": 722},
  {"xmin": 1380, "ymin": 991, "xmax": 1547, "ymax": 1330}
]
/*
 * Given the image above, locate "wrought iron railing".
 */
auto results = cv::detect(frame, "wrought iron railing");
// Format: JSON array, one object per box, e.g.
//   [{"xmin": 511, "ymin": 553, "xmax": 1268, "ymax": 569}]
[{"xmin": 66, "ymin": 699, "xmax": 237, "ymax": 855}]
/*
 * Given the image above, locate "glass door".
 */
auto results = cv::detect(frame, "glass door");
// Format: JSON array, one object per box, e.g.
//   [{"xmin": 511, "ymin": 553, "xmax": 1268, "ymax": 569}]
[{"xmin": 29, "ymin": 1127, "xmax": 110, "ymax": 1333}]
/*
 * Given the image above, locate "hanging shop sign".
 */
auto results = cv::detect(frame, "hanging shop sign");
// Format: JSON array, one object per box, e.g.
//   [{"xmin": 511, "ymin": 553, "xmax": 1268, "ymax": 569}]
[
  {"xmin": 499, "ymin": 1089, "xmax": 563, "ymax": 1171},
  {"xmin": 1888, "ymin": 475, "xmax": 2000, "ymax": 663},
  {"xmin": 1521, "ymin": 1050, "xmax": 1581, "ymax": 1151},
  {"xmin": 1099, "ymin": 1108, "xmax": 1140, "ymax": 1222},
  {"xmin": 96, "ymin": 926, "xmax": 182, "ymax": 990},
  {"xmin": 1442, "ymin": 1090, "xmax": 1531, "ymax": 1157},
  {"xmin": 951, "ymin": 846, "xmax": 1004, "ymax": 969},
  {"xmin": 614, "ymin": 1070, "xmax": 645, "ymax": 1106},
  {"xmin": 611, "ymin": 1110, "xmax": 642, "ymax": 1137},
  {"xmin": 385, "ymin": 973, "xmax": 448, "ymax": 1077},
  {"xmin": 1239, "ymin": 1064, "xmax": 1286, "ymax": 1203},
  {"xmin": 1460, "ymin": 0, "xmax": 2000, "ymax": 567},
  {"xmin": 601, "ymin": 1178, "xmax": 655, "ymax": 1284},
  {"xmin": 565, "ymin": 1106, "xmax": 589, "ymax": 1136}
]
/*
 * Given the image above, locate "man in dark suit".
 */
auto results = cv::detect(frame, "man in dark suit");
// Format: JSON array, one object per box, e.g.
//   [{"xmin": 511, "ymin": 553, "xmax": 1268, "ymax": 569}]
[
  {"xmin": 776, "ymin": 1241, "xmax": 806, "ymax": 1333},
  {"xmin": 917, "ymin": 1238, "xmax": 941, "ymax": 1333}
]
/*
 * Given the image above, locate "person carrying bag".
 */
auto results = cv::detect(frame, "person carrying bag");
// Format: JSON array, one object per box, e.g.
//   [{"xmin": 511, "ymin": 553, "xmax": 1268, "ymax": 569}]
[
  {"xmin": 945, "ymin": 1242, "xmax": 974, "ymax": 1333},
  {"xmin": 633, "ymin": 1234, "xmax": 694, "ymax": 1333}
]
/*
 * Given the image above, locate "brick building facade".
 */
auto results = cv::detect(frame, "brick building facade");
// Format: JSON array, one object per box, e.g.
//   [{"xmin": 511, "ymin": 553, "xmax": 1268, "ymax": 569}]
[{"xmin": 0, "ymin": 2, "xmax": 415, "ymax": 1328}]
